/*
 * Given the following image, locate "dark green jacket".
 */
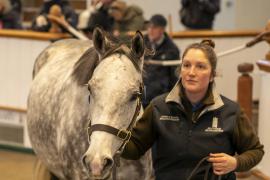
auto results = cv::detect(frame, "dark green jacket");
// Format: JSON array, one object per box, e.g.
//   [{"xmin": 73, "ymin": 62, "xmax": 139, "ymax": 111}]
[{"xmin": 122, "ymin": 81, "xmax": 264, "ymax": 180}]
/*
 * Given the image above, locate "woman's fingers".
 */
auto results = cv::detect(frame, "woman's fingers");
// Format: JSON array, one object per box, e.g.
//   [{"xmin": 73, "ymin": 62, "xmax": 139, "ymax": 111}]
[{"xmin": 208, "ymin": 153, "xmax": 237, "ymax": 175}]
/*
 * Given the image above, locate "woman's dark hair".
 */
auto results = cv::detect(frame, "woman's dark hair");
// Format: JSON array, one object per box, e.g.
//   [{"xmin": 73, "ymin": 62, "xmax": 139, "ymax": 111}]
[{"xmin": 181, "ymin": 39, "xmax": 217, "ymax": 76}]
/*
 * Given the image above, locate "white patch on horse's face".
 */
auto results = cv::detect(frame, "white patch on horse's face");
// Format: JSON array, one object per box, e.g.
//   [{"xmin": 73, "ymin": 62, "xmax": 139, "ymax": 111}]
[{"xmin": 84, "ymin": 53, "xmax": 142, "ymax": 177}]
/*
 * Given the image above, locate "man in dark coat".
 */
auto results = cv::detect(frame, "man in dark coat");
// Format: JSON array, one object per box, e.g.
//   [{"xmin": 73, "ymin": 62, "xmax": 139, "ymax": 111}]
[{"xmin": 143, "ymin": 14, "xmax": 180, "ymax": 107}]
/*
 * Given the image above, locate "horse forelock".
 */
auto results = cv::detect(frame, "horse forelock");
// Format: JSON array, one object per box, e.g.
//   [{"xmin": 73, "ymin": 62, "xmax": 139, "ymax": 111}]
[
  {"xmin": 72, "ymin": 47, "xmax": 99, "ymax": 85},
  {"xmin": 72, "ymin": 40, "xmax": 142, "ymax": 86}
]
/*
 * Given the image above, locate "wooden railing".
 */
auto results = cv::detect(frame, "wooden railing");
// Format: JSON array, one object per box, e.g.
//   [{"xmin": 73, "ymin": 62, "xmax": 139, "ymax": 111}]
[
  {"xmin": 170, "ymin": 29, "xmax": 261, "ymax": 38},
  {"xmin": 0, "ymin": 29, "xmax": 70, "ymax": 41},
  {"xmin": 0, "ymin": 105, "xmax": 26, "ymax": 113},
  {"xmin": 0, "ymin": 29, "xmax": 262, "ymax": 40}
]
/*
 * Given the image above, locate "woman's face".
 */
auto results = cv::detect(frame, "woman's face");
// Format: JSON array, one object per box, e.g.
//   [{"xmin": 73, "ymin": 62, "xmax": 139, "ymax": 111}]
[{"xmin": 181, "ymin": 48, "xmax": 213, "ymax": 95}]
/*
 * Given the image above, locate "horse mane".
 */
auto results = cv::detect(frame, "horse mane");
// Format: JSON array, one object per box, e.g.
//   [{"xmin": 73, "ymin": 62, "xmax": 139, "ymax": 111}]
[{"xmin": 72, "ymin": 47, "xmax": 99, "ymax": 85}]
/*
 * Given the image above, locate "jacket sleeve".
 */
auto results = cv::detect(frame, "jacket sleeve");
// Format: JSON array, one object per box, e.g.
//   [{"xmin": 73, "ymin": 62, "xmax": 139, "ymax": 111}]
[
  {"xmin": 232, "ymin": 108, "xmax": 264, "ymax": 171},
  {"xmin": 121, "ymin": 103, "xmax": 157, "ymax": 160}
]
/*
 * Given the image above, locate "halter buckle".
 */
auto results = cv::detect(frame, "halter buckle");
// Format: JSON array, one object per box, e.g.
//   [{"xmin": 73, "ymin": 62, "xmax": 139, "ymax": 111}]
[{"xmin": 117, "ymin": 129, "xmax": 131, "ymax": 141}]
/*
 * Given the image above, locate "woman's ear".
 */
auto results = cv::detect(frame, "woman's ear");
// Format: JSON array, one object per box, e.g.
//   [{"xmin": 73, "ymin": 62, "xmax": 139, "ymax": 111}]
[{"xmin": 210, "ymin": 71, "xmax": 216, "ymax": 82}]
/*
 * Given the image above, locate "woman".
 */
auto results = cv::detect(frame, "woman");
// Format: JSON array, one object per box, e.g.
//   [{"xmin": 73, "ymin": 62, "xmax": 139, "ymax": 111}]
[{"xmin": 122, "ymin": 40, "xmax": 264, "ymax": 179}]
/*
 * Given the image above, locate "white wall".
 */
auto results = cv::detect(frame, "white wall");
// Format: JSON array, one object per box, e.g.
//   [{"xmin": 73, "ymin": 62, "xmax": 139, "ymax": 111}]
[
  {"xmin": 0, "ymin": 37, "xmax": 50, "ymax": 108},
  {"xmin": 235, "ymin": 0, "xmax": 270, "ymax": 29},
  {"xmin": 215, "ymin": 0, "xmax": 235, "ymax": 30},
  {"xmin": 258, "ymin": 73, "xmax": 270, "ymax": 176}
]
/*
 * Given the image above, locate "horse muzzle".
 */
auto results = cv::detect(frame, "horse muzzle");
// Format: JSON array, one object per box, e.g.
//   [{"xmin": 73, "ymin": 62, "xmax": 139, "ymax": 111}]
[{"xmin": 82, "ymin": 154, "xmax": 114, "ymax": 179}]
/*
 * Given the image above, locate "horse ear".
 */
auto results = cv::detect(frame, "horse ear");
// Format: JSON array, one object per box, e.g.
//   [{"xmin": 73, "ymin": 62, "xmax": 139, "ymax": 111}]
[
  {"xmin": 131, "ymin": 31, "xmax": 145, "ymax": 59},
  {"xmin": 92, "ymin": 27, "xmax": 107, "ymax": 55}
]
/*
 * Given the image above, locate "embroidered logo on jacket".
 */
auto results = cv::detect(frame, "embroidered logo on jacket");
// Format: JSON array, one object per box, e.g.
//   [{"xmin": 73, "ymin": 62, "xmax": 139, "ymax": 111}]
[
  {"xmin": 159, "ymin": 115, "xmax": 180, "ymax": 122},
  {"xmin": 205, "ymin": 117, "xmax": 224, "ymax": 132}
]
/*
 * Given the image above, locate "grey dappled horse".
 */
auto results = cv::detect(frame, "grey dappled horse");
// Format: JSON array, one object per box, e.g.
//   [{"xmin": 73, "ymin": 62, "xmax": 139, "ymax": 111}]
[{"xmin": 27, "ymin": 28, "xmax": 153, "ymax": 180}]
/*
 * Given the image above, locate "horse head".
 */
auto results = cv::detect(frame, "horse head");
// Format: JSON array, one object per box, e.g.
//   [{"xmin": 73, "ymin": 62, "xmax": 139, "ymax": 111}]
[{"xmin": 82, "ymin": 27, "xmax": 148, "ymax": 179}]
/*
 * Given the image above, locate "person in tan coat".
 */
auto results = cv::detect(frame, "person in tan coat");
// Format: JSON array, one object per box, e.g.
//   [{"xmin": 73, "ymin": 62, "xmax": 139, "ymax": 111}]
[{"xmin": 108, "ymin": 0, "xmax": 145, "ymax": 38}]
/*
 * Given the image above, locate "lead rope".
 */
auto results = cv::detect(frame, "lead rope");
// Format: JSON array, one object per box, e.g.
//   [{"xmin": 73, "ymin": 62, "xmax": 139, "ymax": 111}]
[
  {"xmin": 112, "ymin": 152, "xmax": 121, "ymax": 180},
  {"xmin": 187, "ymin": 156, "xmax": 222, "ymax": 180}
]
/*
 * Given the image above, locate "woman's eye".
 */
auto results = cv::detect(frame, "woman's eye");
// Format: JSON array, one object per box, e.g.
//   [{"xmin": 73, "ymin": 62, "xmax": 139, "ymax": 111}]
[
  {"xmin": 197, "ymin": 64, "xmax": 207, "ymax": 70},
  {"xmin": 198, "ymin": 65, "xmax": 204, "ymax": 69},
  {"xmin": 182, "ymin": 63, "xmax": 190, "ymax": 68}
]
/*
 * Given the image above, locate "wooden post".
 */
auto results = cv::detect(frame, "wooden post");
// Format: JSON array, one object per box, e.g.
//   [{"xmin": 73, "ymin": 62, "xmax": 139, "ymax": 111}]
[
  {"xmin": 237, "ymin": 63, "xmax": 254, "ymax": 120},
  {"xmin": 236, "ymin": 63, "xmax": 254, "ymax": 179}
]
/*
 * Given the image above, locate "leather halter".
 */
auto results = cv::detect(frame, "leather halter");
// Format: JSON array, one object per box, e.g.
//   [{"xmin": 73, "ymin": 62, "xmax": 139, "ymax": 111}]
[
  {"xmin": 87, "ymin": 84, "xmax": 143, "ymax": 180},
  {"xmin": 86, "ymin": 44, "xmax": 143, "ymax": 179}
]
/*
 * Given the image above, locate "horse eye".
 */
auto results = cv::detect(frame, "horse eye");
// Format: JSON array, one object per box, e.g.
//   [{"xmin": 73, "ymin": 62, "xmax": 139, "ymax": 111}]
[
  {"xmin": 129, "ymin": 93, "xmax": 138, "ymax": 101},
  {"xmin": 87, "ymin": 84, "xmax": 92, "ymax": 104},
  {"xmin": 87, "ymin": 84, "xmax": 92, "ymax": 94}
]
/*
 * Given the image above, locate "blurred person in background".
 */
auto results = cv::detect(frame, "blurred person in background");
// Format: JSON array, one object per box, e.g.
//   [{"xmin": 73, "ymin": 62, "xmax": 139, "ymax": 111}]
[
  {"xmin": 0, "ymin": 0, "xmax": 22, "ymax": 29},
  {"xmin": 143, "ymin": 14, "xmax": 180, "ymax": 107},
  {"xmin": 31, "ymin": 0, "xmax": 78, "ymax": 32},
  {"xmin": 108, "ymin": 0, "xmax": 145, "ymax": 38},
  {"xmin": 180, "ymin": 0, "xmax": 220, "ymax": 29},
  {"xmin": 78, "ymin": 0, "xmax": 115, "ymax": 39}
]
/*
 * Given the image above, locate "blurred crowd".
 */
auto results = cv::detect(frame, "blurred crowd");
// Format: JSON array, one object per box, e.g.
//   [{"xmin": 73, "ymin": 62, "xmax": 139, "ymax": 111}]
[{"xmin": 0, "ymin": 0, "xmax": 220, "ymax": 33}]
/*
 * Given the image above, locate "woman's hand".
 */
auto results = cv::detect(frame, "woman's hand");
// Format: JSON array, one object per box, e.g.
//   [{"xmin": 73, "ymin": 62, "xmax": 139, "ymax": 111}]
[{"xmin": 207, "ymin": 153, "xmax": 237, "ymax": 175}]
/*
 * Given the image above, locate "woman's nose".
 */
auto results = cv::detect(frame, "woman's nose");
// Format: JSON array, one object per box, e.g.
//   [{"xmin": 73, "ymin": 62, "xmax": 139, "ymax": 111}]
[{"xmin": 188, "ymin": 66, "xmax": 196, "ymax": 76}]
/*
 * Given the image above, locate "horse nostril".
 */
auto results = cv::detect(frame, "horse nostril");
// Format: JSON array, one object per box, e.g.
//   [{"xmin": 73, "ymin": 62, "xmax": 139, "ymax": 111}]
[{"xmin": 103, "ymin": 157, "xmax": 114, "ymax": 171}]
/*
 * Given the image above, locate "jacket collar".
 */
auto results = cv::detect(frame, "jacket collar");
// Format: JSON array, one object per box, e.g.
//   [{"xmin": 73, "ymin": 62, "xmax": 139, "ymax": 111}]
[{"xmin": 165, "ymin": 80, "xmax": 224, "ymax": 111}]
